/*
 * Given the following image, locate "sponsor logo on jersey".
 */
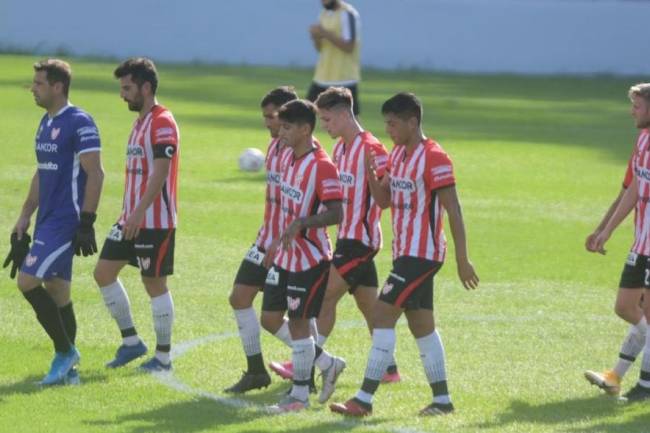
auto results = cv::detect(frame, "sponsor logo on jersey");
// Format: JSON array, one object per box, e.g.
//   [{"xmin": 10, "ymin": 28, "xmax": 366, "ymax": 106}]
[
  {"xmin": 339, "ymin": 172, "xmax": 355, "ymax": 186},
  {"xmin": 391, "ymin": 177, "xmax": 416, "ymax": 192},
  {"xmin": 37, "ymin": 161, "xmax": 59, "ymax": 171},
  {"xmin": 267, "ymin": 171, "xmax": 281, "ymax": 186},
  {"xmin": 25, "ymin": 254, "xmax": 38, "ymax": 267},
  {"xmin": 36, "ymin": 142, "xmax": 58, "ymax": 153},
  {"xmin": 636, "ymin": 167, "xmax": 650, "ymax": 182},
  {"xmin": 627, "ymin": 251, "xmax": 638, "ymax": 266},
  {"xmin": 431, "ymin": 165, "xmax": 452, "ymax": 176},
  {"xmin": 126, "ymin": 145, "xmax": 144, "ymax": 157},
  {"xmin": 287, "ymin": 296, "xmax": 301, "ymax": 311},
  {"xmin": 50, "ymin": 128, "xmax": 61, "ymax": 140},
  {"xmin": 155, "ymin": 127, "xmax": 175, "ymax": 141},
  {"xmin": 281, "ymin": 182, "xmax": 303, "ymax": 203}
]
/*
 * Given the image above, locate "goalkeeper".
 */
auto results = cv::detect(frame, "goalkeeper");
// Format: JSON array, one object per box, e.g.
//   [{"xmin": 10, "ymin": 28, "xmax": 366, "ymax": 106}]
[{"xmin": 4, "ymin": 59, "xmax": 103, "ymax": 386}]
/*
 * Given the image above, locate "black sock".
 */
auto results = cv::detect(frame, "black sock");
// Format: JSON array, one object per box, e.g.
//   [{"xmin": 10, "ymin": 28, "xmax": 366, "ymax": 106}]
[
  {"xmin": 246, "ymin": 353, "xmax": 266, "ymax": 374},
  {"xmin": 361, "ymin": 377, "xmax": 380, "ymax": 395},
  {"xmin": 59, "ymin": 302, "xmax": 76, "ymax": 345},
  {"xmin": 386, "ymin": 364, "xmax": 398, "ymax": 374},
  {"xmin": 23, "ymin": 286, "xmax": 71, "ymax": 353}
]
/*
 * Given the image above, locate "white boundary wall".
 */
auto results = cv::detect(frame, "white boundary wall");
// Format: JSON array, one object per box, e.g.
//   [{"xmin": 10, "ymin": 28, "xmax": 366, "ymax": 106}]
[{"xmin": 1, "ymin": 0, "xmax": 648, "ymax": 75}]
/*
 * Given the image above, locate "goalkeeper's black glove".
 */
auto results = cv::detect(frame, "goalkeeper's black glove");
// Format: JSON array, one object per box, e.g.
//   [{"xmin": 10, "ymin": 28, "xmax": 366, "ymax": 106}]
[
  {"xmin": 3, "ymin": 232, "xmax": 31, "ymax": 279},
  {"xmin": 73, "ymin": 212, "xmax": 97, "ymax": 257}
]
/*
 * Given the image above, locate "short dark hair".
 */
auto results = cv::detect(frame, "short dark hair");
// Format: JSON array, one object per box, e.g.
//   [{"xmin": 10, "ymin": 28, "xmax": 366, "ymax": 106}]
[
  {"xmin": 315, "ymin": 86, "xmax": 353, "ymax": 111},
  {"xmin": 114, "ymin": 57, "xmax": 159, "ymax": 94},
  {"xmin": 261, "ymin": 86, "xmax": 298, "ymax": 108},
  {"xmin": 33, "ymin": 59, "xmax": 72, "ymax": 97},
  {"xmin": 278, "ymin": 100, "xmax": 317, "ymax": 132},
  {"xmin": 381, "ymin": 92, "xmax": 422, "ymax": 124}
]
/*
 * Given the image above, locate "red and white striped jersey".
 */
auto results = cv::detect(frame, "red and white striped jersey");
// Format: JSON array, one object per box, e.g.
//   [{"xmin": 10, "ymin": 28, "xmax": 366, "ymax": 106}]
[
  {"xmin": 332, "ymin": 131, "xmax": 388, "ymax": 249},
  {"xmin": 387, "ymin": 138, "xmax": 455, "ymax": 262},
  {"xmin": 274, "ymin": 146, "xmax": 343, "ymax": 272},
  {"xmin": 624, "ymin": 152, "xmax": 634, "ymax": 189},
  {"xmin": 118, "ymin": 105, "xmax": 180, "ymax": 229},
  {"xmin": 255, "ymin": 138, "xmax": 292, "ymax": 250},
  {"xmin": 631, "ymin": 129, "xmax": 650, "ymax": 255}
]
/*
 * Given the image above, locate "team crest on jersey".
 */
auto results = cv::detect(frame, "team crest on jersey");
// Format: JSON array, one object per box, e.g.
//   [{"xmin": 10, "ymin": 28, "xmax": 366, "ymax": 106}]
[
  {"xmin": 287, "ymin": 296, "xmax": 301, "ymax": 311},
  {"xmin": 382, "ymin": 282, "xmax": 394, "ymax": 295},
  {"xmin": 25, "ymin": 254, "xmax": 38, "ymax": 267},
  {"xmin": 50, "ymin": 128, "xmax": 61, "ymax": 140},
  {"xmin": 138, "ymin": 257, "xmax": 151, "ymax": 270}
]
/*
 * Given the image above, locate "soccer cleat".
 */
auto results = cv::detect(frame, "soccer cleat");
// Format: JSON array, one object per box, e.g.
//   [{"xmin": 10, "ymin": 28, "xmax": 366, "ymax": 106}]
[
  {"xmin": 105, "ymin": 340, "xmax": 148, "ymax": 368},
  {"xmin": 269, "ymin": 360, "xmax": 293, "ymax": 380},
  {"xmin": 318, "ymin": 356, "xmax": 346, "ymax": 403},
  {"xmin": 419, "ymin": 402, "xmax": 455, "ymax": 416},
  {"xmin": 381, "ymin": 371, "xmax": 402, "ymax": 383},
  {"xmin": 329, "ymin": 398, "xmax": 372, "ymax": 417},
  {"xmin": 620, "ymin": 383, "xmax": 650, "ymax": 403},
  {"xmin": 584, "ymin": 369, "xmax": 621, "ymax": 396},
  {"xmin": 64, "ymin": 367, "xmax": 81, "ymax": 386},
  {"xmin": 224, "ymin": 371, "xmax": 271, "ymax": 394},
  {"xmin": 138, "ymin": 356, "xmax": 172, "ymax": 373},
  {"xmin": 40, "ymin": 347, "xmax": 81, "ymax": 386},
  {"xmin": 268, "ymin": 395, "xmax": 309, "ymax": 414}
]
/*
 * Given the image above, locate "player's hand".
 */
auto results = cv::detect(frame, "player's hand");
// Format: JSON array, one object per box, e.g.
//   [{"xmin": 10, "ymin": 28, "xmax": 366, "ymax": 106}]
[
  {"xmin": 3, "ymin": 232, "xmax": 31, "ymax": 279},
  {"xmin": 309, "ymin": 24, "xmax": 324, "ymax": 39},
  {"xmin": 73, "ymin": 212, "xmax": 97, "ymax": 257},
  {"xmin": 263, "ymin": 239, "xmax": 280, "ymax": 269},
  {"xmin": 592, "ymin": 230, "xmax": 610, "ymax": 255},
  {"xmin": 281, "ymin": 219, "xmax": 304, "ymax": 250},
  {"xmin": 585, "ymin": 231, "xmax": 600, "ymax": 252},
  {"xmin": 122, "ymin": 210, "xmax": 144, "ymax": 241},
  {"xmin": 457, "ymin": 258, "xmax": 479, "ymax": 290}
]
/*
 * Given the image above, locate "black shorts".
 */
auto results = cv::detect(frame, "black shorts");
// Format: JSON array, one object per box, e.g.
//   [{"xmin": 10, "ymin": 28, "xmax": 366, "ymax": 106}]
[
  {"xmin": 332, "ymin": 239, "xmax": 378, "ymax": 293},
  {"xmin": 619, "ymin": 251, "xmax": 650, "ymax": 289},
  {"xmin": 262, "ymin": 261, "xmax": 329, "ymax": 319},
  {"xmin": 379, "ymin": 256, "xmax": 442, "ymax": 310},
  {"xmin": 307, "ymin": 82, "xmax": 360, "ymax": 115},
  {"xmin": 99, "ymin": 223, "xmax": 175, "ymax": 277},
  {"xmin": 234, "ymin": 245, "xmax": 269, "ymax": 288}
]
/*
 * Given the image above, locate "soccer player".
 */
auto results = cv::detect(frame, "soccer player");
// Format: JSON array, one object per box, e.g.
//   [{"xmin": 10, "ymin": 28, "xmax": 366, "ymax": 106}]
[
  {"xmin": 584, "ymin": 152, "xmax": 644, "ymax": 396},
  {"xmin": 264, "ymin": 100, "xmax": 343, "ymax": 412},
  {"xmin": 593, "ymin": 83, "xmax": 650, "ymax": 402},
  {"xmin": 307, "ymin": 0, "xmax": 361, "ymax": 115},
  {"xmin": 4, "ymin": 59, "xmax": 103, "ymax": 385},
  {"xmin": 93, "ymin": 58, "xmax": 180, "ymax": 372},
  {"xmin": 224, "ymin": 86, "xmax": 299, "ymax": 393},
  {"xmin": 330, "ymin": 92, "xmax": 479, "ymax": 417}
]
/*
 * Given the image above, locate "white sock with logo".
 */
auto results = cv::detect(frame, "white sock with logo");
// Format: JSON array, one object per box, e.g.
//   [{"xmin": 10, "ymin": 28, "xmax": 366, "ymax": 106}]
[
  {"xmin": 151, "ymin": 291, "xmax": 174, "ymax": 365},
  {"xmin": 290, "ymin": 337, "xmax": 315, "ymax": 402},
  {"xmin": 100, "ymin": 280, "xmax": 139, "ymax": 345},
  {"xmin": 615, "ymin": 316, "xmax": 647, "ymax": 378},
  {"xmin": 234, "ymin": 307, "xmax": 261, "ymax": 356}
]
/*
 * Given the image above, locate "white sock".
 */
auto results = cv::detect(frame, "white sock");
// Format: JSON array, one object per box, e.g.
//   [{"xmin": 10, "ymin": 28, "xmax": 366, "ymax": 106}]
[
  {"xmin": 614, "ymin": 317, "xmax": 647, "ymax": 378},
  {"xmin": 638, "ymin": 323, "xmax": 650, "ymax": 388},
  {"xmin": 151, "ymin": 291, "xmax": 174, "ymax": 364},
  {"xmin": 290, "ymin": 337, "xmax": 315, "ymax": 401},
  {"xmin": 417, "ymin": 330, "xmax": 450, "ymax": 404},
  {"xmin": 317, "ymin": 333, "xmax": 328, "ymax": 347},
  {"xmin": 234, "ymin": 307, "xmax": 261, "ymax": 356},
  {"xmin": 310, "ymin": 318, "xmax": 319, "ymax": 339},
  {"xmin": 355, "ymin": 328, "xmax": 395, "ymax": 404},
  {"xmin": 315, "ymin": 347, "xmax": 333, "ymax": 371},
  {"xmin": 274, "ymin": 319, "xmax": 292, "ymax": 348},
  {"xmin": 100, "ymin": 280, "xmax": 137, "ymax": 344}
]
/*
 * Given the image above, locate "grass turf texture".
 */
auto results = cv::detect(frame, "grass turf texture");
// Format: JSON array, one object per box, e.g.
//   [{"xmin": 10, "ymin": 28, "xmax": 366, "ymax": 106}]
[{"xmin": 0, "ymin": 54, "xmax": 648, "ymax": 433}]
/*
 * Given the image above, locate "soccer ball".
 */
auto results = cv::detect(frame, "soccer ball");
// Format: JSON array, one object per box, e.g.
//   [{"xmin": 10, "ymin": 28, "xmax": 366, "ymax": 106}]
[{"xmin": 238, "ymin": 148, "xmax": 265, "ymax": 172}]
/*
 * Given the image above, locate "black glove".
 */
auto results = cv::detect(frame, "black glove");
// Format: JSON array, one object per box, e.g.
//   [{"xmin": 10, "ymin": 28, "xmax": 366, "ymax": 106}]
[
  {"xmin": 73, "ymin": 212, "xmax": 97, "ymax": 257},
  {"xmin": 3, "ymin": 232, "xmax": 31, "ymax": 279}
]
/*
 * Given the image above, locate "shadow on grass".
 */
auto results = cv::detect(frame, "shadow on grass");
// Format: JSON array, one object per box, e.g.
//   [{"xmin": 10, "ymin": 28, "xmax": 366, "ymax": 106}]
[
  {"xmin": 0, "ymin": 370, "xmax": 110, "ymax": 402},
  {"xmin": 84, "ymin": 397, "xmax": 267, "ymax": 433},
  {"xmin": 475, "ymin": 396, "xmax": 624, "ymax": 431},
  {"xmin": 568, "ymin": 409, "xmax": 650, "ymax": 433}
]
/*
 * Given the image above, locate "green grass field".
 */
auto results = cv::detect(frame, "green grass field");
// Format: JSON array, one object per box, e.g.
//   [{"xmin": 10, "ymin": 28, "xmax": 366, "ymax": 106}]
[{"xmin": 1, "ymin": 53, "xmax": 649, "ymax": 433}]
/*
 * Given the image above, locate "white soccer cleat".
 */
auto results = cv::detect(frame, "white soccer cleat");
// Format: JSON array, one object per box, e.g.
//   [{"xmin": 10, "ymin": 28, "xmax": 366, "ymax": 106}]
[{"xmin": 318, "ymin": 356, "xmax": 346, "ymax": 404}]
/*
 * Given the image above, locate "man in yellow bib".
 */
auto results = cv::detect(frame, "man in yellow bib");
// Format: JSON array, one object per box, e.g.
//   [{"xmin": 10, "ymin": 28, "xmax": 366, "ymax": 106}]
[{"xmin": 308, "ymin": 0, "xmax": 361, "ymax": 115}]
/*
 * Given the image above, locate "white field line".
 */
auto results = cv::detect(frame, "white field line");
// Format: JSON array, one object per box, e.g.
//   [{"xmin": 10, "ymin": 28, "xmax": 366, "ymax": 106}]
[{"xmin": 152, "ymin": 324, "xmax": 429, "ymax": 433}]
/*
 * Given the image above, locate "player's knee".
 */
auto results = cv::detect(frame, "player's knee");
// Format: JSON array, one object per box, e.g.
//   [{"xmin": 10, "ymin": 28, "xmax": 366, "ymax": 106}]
[
  {"xmin": 260, "ymin": 312, "xmax": 281, "ymax": 334},
  {"xmin": 614, "ymin": 301, "xmax": 636, "ymax": 322},
  {"xmin": 16, "ymin": 273, "xmax": 36, "ymax": 292},
  {"xmin": 93, "ymin": 265, "xmax": 114, "ymax": 287}
]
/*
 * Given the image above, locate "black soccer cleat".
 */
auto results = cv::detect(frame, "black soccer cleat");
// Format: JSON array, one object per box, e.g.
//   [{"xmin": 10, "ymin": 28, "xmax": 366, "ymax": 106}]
[
  {"xmin": 419, "ymin": 402, "xmax": 455, "ymax": 416},
  {"xmin": 621, "ymin": 383, "xmax": 650, "ymax": 403},
  {"xmin": 224, "ymin": 371, "xmax": 271, "ymax": 394}
]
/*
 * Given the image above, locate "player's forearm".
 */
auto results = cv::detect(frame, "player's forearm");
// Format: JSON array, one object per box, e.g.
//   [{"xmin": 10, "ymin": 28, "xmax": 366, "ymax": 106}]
[
  {"xmin": 603, "ymin": 182, "xmax": 638, "ymax": 235},
  {"xmin": 447, "ymin": 203, "xmax": 470, "ymax": 262},
  {"xmin": 595, "ymin": 188, "xmax": 626, "ymax": 232},
  {"xmin": 81, "ymin": 167, "xmax": 104, "ymax": 214},
  {"xmin": 299, "ymin": 200, "xmax": 343, "ymax": 229},
  {"xmin": 20, "ymin": 172, "xmax": 39, "ymax": 219}
]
